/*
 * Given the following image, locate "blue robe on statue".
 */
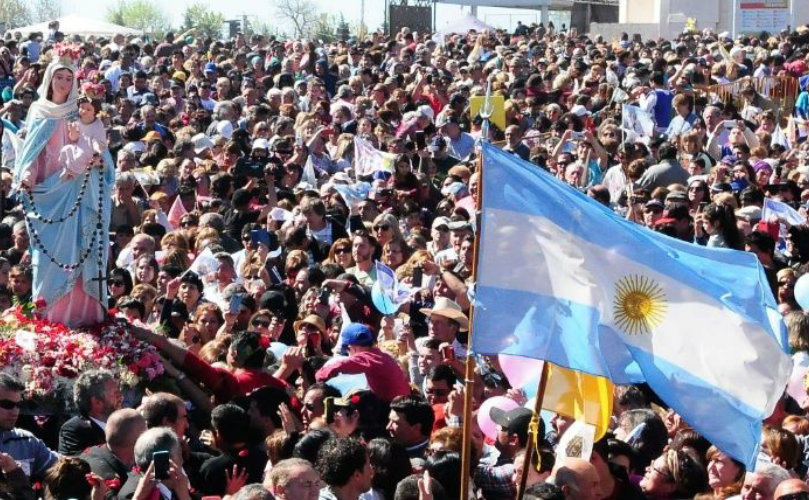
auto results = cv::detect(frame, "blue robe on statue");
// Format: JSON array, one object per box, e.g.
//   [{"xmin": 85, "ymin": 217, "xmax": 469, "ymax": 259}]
[{"xmin": 13, "ymin": 114, "xmax": 114, "ymax": 327}]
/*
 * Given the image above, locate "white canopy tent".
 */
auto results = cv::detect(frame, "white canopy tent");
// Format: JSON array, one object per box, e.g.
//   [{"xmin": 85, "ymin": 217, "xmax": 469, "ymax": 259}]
[
  {"xmin": 435, "ymin": 14, "xmax": 495, "ymax": 39},
  {"xmin": 9, "ymin": 14, "xmax": 143, "ymax": 38}
]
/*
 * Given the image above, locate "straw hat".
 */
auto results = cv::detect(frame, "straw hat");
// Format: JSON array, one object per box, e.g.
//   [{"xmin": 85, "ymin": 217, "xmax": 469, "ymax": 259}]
[
  {"xmin": 293, "ymin": 314, "xmax": 326, "ymax": 336},
  {"xmin": 420, "ymin": 297, "xmax": 469, "ymax": 331}
]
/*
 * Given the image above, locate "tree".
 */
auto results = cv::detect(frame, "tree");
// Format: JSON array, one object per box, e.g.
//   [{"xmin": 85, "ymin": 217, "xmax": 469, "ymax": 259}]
[
  {"xmin": 31, "ymin": 0, "xmax": 61, "ymax": 23},
  {"xmin": 250, "ymin": 19, "xmax": 285, "ymax": 39},
  {"xmin": 0, "ymin": 0, "xmax": 32, "ymax": 30},
  {"xmin": 312, "ymin": 13, "xmax": 340, "ymax": 42},
  {"xmin": 182, "ymin": 3, "xmax": 225, "ymax": 40},
  {"xmin": 106, "ymin": 0, "xmax": 170, "ymax": 37},
  {"xmin": 274, "ymin": 0, "xmax": 317, "ymax": 39}
]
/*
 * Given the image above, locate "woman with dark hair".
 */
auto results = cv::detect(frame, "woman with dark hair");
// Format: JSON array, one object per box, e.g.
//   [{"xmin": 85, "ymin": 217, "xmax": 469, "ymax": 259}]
[
  {"xmin": 687, "ymin": 179, "xmax": 709, "ymax": 213},
  {"xmin": 42, "ymin": 456, "xmax": 105, "ymax": 500},
  {"xmin": 695, "ymin": 203, "xmax": 743, "ymax": 250},
  {"xmin": 366, "ymin": 438, "xmax": 412, "ymax": 500},
  {"xmin": 108, "ymin": 267, "xmax": 133, "ymax": 307},
  {"xmin": 426, "ymin": 451, "xmax": 462, "ymax": 500}
]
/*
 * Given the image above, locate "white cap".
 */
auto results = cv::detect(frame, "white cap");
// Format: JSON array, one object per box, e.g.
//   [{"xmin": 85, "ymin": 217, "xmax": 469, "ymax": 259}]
[
  {"xmin": 192, "ymin": 133, "xmax": 214, "ymax": 154},
  {"xmin": 418, "ymin": 104, "xmax": 434, "ymax": 122},
  {"xmin": 252, "ymin": 138, "xmax": 269, "ymax": 150}
]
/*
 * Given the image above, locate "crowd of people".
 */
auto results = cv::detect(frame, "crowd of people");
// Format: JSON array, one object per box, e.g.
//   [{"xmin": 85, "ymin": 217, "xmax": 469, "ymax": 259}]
[{"xmin": 0, "ymin": 14, "xmax": 807, "ymax": 500}]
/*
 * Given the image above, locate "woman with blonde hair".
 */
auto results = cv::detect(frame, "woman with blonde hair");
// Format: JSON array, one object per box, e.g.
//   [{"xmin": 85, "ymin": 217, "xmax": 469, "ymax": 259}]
[
  {"xmin": 704, "ymin": 445, "xmax": 744, "ymax": 499},
  {"xmin": 372, "ymin": 213, "xmax": 403, "ymax": 247}
]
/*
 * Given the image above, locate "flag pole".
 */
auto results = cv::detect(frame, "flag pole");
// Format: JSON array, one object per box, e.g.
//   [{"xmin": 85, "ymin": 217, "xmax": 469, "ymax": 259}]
[
  {"xmin": 459, "ymin": 141, "xmax": 487, "ymax": 500},
  {"xmin": 516, "ymin": 362, "xmax": 550, "ymax": 500}
]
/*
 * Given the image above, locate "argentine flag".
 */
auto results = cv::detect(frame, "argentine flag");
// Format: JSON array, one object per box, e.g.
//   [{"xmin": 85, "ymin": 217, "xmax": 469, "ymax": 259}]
[{"xmin": 472, "ymin": 143, "xmax": 791, "ymax": 469}]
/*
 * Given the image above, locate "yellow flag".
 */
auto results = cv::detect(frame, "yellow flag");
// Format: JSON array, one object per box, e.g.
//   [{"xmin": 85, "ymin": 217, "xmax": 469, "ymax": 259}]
[
  {"xmin": 470, "ymin": 95, "xmax": 506, "ymax": 133},
  {"xmin": 542, "ymin": 363, "xmax": 614, "ymax": 441}
]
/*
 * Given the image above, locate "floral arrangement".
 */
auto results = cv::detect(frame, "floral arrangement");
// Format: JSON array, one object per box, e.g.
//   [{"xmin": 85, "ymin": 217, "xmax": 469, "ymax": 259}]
[
  {"xmin": 53, "ymin": 43, "xmax": 83, "ymax": 66},
  {"xmin": 0, "ymin": 302, "xmax": 164, "ymax": 401},
  {"xmin": 80, "ymin": 82, "xmax": 106, "ymax": 101}
]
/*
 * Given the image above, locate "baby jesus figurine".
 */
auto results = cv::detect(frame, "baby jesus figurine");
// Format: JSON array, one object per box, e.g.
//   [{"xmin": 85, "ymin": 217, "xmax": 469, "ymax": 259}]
[{"xmin": 59, "ymin": 95, "xmax": 107, "ymax": 180}]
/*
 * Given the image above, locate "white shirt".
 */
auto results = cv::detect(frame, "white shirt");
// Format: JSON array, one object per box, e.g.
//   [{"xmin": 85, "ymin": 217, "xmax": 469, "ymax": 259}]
[{"xmin": 89, "ymin": 417, "xmax": 107, "ymax": 432}]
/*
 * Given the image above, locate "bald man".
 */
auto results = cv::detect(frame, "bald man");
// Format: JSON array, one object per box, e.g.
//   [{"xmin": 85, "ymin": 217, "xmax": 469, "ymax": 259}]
[
  {"xmin": 775, "ymin": 478, "xmax": 809, "ymax": 500},
  {"xmin": 80, "ymin": 408, "xmax": 147, "ymax": 494},
  {"xmin": 549, "ymin": 457, "xmax": 600, "ymax": 500}
]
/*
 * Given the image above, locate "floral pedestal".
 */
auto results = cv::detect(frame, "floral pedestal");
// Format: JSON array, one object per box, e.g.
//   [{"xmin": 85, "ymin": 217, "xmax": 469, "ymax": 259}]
[{"xmin": 0, "ymin": 303, "xmax": 164, "ymax": 411}]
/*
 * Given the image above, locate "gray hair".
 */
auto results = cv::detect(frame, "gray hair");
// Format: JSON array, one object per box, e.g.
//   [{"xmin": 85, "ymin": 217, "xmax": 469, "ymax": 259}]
[
  {"xmin": 115, "ymin": 171, "xmax": 137, "ymax": 187},
  {"xmin": 198, "ymin": 212, "xmax": 225, "ymax": 232},
  {"xmin": 214, "ymin": 101, "xmax": 237, "ymax": 121},
  {"xmin": 12, "ymin": 220, "xmax": 26, "ymax": 234},
  {"xmin": 232, "ymin": 484, "xmax": 274, "ymax": 500},
  {"xmin": 73, "ymin": 370, "xmax": 115, "ymax": 415},
  {"xmin": 747, "ymin": 462, "xmax": 791, "ymax": 497},
  {"xmin": 133, "ymin": 427, "xmax": 180, "ymax": 470},
  {"xmin": 117, "ymin": 149, "xmax": 135, "ymax": 161}
]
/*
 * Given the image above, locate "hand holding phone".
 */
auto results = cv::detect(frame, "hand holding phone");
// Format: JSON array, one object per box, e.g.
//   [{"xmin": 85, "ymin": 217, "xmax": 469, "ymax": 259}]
[{"xmin": 152, "ymin": 450, "xmax": 170, "ymax": 481}]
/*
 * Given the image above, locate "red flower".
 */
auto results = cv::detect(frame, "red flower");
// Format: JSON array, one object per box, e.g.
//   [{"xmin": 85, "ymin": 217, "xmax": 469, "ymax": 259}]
[
  {"xmin": 34, "ymin": 299, "xmax": 47, "ymax": 309},
  {"xmin": 350, "ymin": 395, "xmax": 361, "ymax": 405},
  {"xmin": 238, "ymin": 449, "xmax": 249, "ymax": 458},
  {"xmin": 259, "ymin": 335, "xmax": 270, "ymax": 349},
  {"xmin": 104, "ymin": 478, "xmax": 122, "ymax": 490}
]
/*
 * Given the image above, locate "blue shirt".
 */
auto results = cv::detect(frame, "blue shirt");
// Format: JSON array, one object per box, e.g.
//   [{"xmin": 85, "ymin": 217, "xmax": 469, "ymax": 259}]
[
  {"xmin": 665, "ymin": 112, "xmax": 698, "ymax": 139},
  {"xmin": 0, "ymin": 428, "xmax": 58, "ymax": 479}
]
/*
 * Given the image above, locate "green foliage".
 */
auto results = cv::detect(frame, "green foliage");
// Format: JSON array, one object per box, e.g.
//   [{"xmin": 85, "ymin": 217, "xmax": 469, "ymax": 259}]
[
  {"xmin": 182, "ymin": 3, "xmax": 226, "ymax": 39},
  {"xmin": 105, "ymin": 0, "xmax": 170, "ymax": 37},
  {"xmin": 0, "ymin": 0, "xmax": 33, "ymax": 29}
]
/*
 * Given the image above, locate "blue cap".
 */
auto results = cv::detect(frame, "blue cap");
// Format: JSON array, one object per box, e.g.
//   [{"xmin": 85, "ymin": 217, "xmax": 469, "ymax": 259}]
[
  {"xmin": 720, "ymin": 154, "xmax": 737, "ymax": 165},
  {"xmin": 204, "ymin": 62, "xmax": 217, "ymax": 73},
  {"xmin": 341, "ymin": 323, "xmax": 374, "ymax": 355}
]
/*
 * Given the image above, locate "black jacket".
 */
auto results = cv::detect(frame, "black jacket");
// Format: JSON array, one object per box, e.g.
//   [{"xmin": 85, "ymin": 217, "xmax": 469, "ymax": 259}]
[
  {"xmin": 58, "ymin": 416, "xmax": 106, "ymax": 456},
  {"xmin": 80, "ymin": 444, "xmax": 131, "ymax": 496}
]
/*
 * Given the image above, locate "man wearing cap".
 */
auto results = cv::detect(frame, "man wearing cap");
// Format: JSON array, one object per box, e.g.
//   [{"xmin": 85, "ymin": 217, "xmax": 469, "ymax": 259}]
[
  {"xmin": 315, "ymin": 323, "xmax": 411, "ymax": 402},
  {"xmin": 437, "ymin": 111, "xmax": 475, "ymax": 161},
  {"xmin": 427, "ymin": 135, "xmax": 460, "ymax": 173},
  {"xmin": 417, "ymin": 297, "xmax": 469, "ymax": 358},
  {"xmin": 428, "ymin": 217, "xmax": 451, "ymax": 255},
  {"xmin": 475, "ymin": 407, "xmax": 536, "ymax": 500}
]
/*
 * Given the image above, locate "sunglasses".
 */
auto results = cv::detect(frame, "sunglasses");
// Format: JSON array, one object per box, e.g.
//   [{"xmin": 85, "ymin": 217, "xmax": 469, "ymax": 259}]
[
  {"xmin": 374, "ymin": 224, "xmax": 390, "ymax": 232},
  {"xmin": 109, "ymin": 279, "xmax": 125, "ymax": 287},
  {"xmin": 335, "ymin": 248, "xmax": 350, "ymax": 255},
  {"xmin": 180, "ymin": 220, "xmax": 195, "ymax": 228},
  {"xmin": 252, "ymin": 319, "xmax": 270, "ymax": 328},
  {"xmin": 0, "ymin": 399, "xmax": 21, "ymax": 410}
]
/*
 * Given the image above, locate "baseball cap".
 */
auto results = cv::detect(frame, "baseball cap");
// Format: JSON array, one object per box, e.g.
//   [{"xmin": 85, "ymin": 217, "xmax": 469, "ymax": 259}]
[
  {"xmin": 490, "ymin": 407, "xmax": 536, "ymax": 444},
  {"xmin": 204, "ymin": 62, "xmax": 217, "ymax": 73},
  {"xmin": 431, "ymin": 216, "xmax": 451, "ymax": 230},
  {"xmin": 341, "ymin": 323, "xmax": 375, "ymax": 355}
]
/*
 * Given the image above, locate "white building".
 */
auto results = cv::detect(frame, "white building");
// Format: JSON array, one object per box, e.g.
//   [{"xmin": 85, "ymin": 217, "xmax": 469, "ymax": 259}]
[{"xmin": 589, "ymin": 0, "xmax": 808, "ymax": 40}]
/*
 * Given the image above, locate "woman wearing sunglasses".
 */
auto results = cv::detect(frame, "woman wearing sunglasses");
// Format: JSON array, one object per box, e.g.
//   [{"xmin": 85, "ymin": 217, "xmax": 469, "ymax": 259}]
[{"xmin": 371, "ymin": 213, "xmax": 403, "ymax": 247}]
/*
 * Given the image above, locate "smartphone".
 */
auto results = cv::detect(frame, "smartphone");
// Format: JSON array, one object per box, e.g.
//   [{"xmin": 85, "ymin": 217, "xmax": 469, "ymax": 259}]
[
  {"xmin": 698, "ymin": 201, "xmax": 709, "ymax": 211},
  {"xmin": 229, "ymin": 294, "xmax": 243, "ymax": 315},
  {"xmin": 269, "ymin": 265, "xmax": 283, "ymax": 284},
  {"xmin": 571, "ymin": 131, "xmax": 585, "ymax": 140},
  {"xmin": 723, "ymin": 120, "xmax": 737, "ymax": 130},
  {"xmin": 415, "ymin": 130, "xmax": 426, "ymax": 150},
  {"xmin": 152, "ymin": 450, "xmax": 170, "ymax": 480},
  {"xmin": 318, "ymin": 288, "xmax": 330, "ymax": 306},
  {"xmin": 250, "ymin": 228, "xmax": 270, "ymax": 247},
  {"xmin": 108, "ymin": 128, "xmax": 122, "ymax": 145},
  {"xmin": 441, "ymin": 345, "xmax": 455, "ymax": 361},
  {"xmin": 775, "ymin": 165, "xmax": 783, "ymax": 178},
  {"xmin": 412, "ymin": 266, "xmax": 423, "ymax": 288}
]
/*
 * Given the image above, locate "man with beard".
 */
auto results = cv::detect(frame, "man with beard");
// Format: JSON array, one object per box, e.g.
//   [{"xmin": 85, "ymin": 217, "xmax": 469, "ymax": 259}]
[{"xmin": 59, "ymin": 370, "xmax": 123, "ymax": 456}]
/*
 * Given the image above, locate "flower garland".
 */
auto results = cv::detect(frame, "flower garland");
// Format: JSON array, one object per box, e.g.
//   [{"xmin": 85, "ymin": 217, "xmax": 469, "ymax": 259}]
[{"xmin": 0, "ymin": 303, "xmax": 164, "ymax": 399}]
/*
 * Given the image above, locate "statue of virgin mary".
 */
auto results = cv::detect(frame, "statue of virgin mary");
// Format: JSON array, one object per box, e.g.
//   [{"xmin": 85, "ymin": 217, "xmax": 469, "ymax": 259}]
[{"xmin": 12, "ymin": 47, "xmax": 115, "ymax": 327}]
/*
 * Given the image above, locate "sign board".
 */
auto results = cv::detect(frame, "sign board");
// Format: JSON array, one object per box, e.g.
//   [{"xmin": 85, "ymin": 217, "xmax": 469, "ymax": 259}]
[{"xmin": 733, "ymin": 0, "xmax": 792, "ymax": 35}]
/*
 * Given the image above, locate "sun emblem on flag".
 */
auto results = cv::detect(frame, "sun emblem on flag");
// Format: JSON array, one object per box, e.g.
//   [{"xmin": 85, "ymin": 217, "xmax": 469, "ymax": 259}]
[{"xmin": 613, "ymin": 275, "xmax": 667, "ymax": 335}]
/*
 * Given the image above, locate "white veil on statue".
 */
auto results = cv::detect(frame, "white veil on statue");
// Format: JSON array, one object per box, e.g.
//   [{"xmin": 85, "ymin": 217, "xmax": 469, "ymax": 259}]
[{"xmin": 27, "ymin": 57, "xmax": 79, "ymax": 122}]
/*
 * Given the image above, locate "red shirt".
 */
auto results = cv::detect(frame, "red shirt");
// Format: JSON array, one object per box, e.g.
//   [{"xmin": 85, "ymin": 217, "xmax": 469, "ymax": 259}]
[
  {"xmin": 315, "ymin": 348, "xmax": 411, "ymax": 402},
  {"xmin": 183, "ymin": 352, "xmax": 288, "ymax": 403}
]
